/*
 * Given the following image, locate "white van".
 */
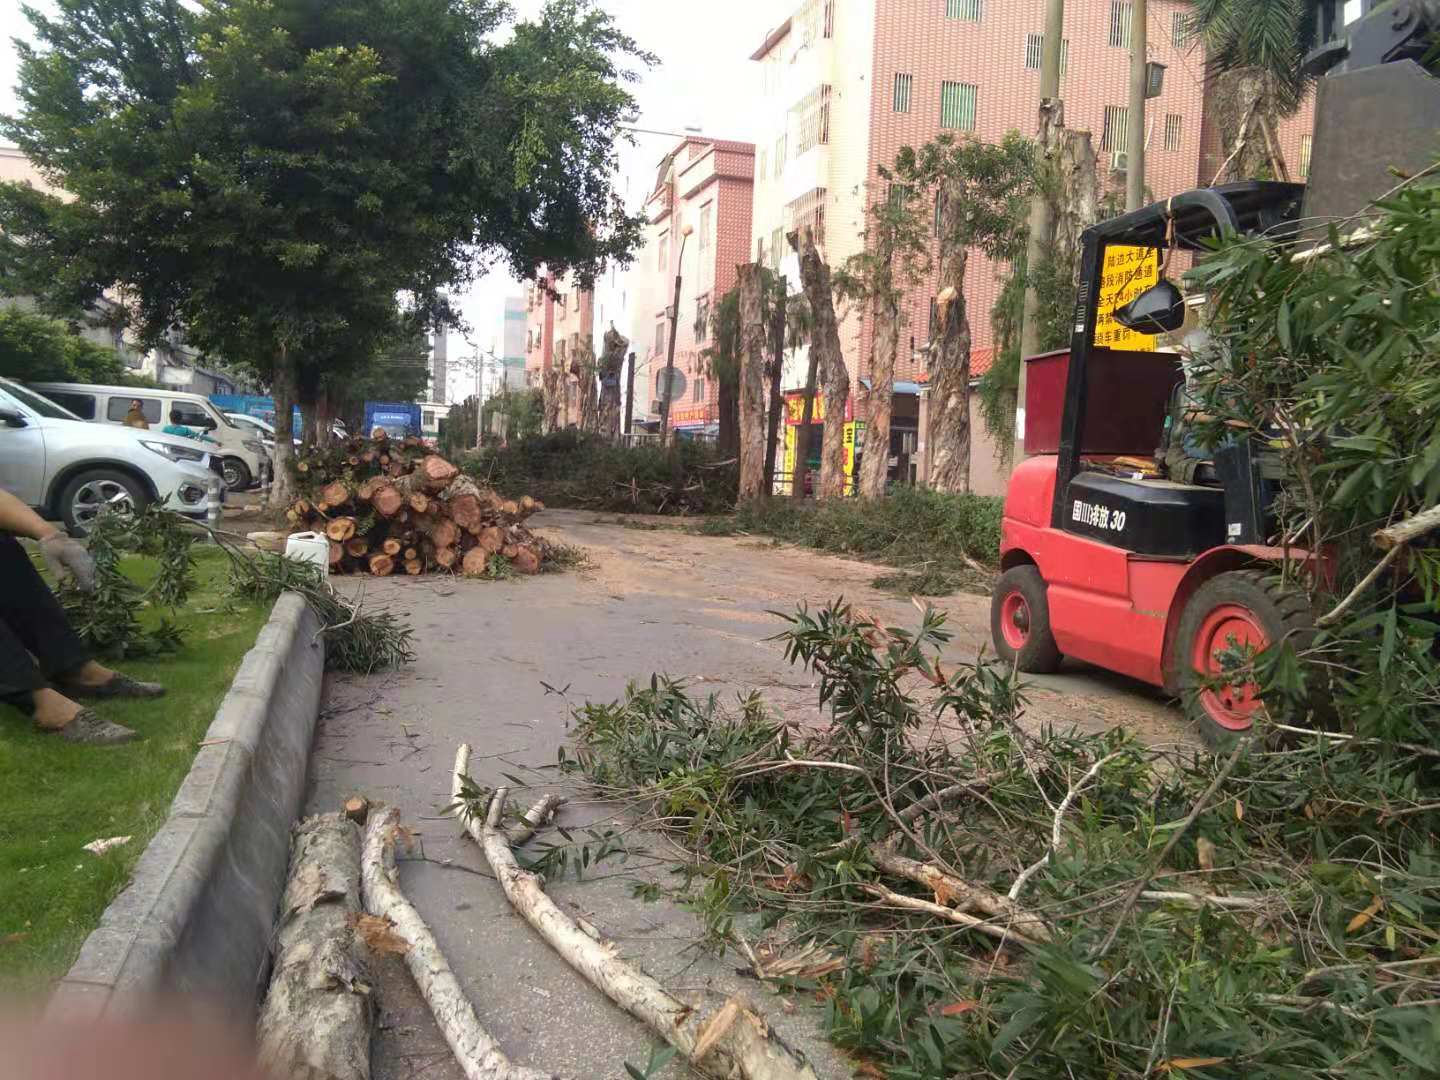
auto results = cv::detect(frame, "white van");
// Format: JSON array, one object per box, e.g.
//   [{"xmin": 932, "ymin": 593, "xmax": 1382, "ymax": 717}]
[{"xmin": 30, "ymin": 383, "xmax": 269, "ymax": 490}]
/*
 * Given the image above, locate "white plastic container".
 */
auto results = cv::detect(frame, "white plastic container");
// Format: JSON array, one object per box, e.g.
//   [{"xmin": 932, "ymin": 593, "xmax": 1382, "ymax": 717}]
[{"xmin": 284, "ymin": 531, "xmax": 330, "ymax": 573}]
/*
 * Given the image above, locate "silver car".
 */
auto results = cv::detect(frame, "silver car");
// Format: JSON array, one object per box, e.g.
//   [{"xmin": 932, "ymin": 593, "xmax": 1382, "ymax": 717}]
[{"xmin": 0, "ymin": 378, "xmax": 222, "ymax": 534}]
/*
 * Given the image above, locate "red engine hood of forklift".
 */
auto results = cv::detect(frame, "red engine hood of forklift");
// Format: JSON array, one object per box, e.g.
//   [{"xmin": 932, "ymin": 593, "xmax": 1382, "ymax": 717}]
[{"xmin": 1003, "ymin": 455, "xmax": 1058, "ymax": 533}]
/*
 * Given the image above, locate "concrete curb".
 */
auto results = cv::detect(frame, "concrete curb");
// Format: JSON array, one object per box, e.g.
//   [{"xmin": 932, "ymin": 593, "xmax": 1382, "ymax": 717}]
[{"xmin": 48, "ymin": 591, "xmax": 325, "ymax": 1020}]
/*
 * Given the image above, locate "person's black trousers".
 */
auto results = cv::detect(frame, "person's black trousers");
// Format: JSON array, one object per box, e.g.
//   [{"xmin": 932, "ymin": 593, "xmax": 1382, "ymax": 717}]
[{"xmin": 0, "ymin": 537, "xmax": 91, "ymax": 707}]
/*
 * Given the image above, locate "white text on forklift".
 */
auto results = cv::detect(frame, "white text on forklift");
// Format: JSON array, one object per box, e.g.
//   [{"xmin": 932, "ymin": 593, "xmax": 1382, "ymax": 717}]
[{"xmin": 1072, "ymin": 500, "xmax": 1127, "ymax": 533}]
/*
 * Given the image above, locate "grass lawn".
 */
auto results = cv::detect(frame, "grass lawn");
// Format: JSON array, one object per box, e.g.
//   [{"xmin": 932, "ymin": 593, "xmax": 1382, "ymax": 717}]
[{"xmin": 0, "ymin": 546, "xmax": 271, "ymax": 990}]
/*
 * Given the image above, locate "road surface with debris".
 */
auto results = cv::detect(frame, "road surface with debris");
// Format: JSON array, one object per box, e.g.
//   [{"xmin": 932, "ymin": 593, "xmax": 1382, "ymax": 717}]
[{"xmin": 308, "ymin": 509, "xmax": 1190, "ymax": 1079}]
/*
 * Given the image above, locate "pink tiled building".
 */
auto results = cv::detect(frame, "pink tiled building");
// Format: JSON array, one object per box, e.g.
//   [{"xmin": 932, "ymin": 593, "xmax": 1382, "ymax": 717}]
[
  {"xmin": 627, "ymin": 137, "xmax": 756, "ymax": 434},
  {"xmin": 523, "ymin": 271, "xmax": 595, "ymax": 425},
  {"xmin": 748, "ymin": 0, "xmax": 1315, "ymax": 495}
]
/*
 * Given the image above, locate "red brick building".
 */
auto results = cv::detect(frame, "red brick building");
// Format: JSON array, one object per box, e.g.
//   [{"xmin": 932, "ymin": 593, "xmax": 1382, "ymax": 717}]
[
  {"xmin": 748, "ymin": 0, "xmax": 1315, "ymax": 494},
  {"xmin": 523, "ymin": 271, "xmax": 595, "ymax": 426},
  {"xmin": 627, "ymin": 137, "xmax": 756, "ymax": 435}
]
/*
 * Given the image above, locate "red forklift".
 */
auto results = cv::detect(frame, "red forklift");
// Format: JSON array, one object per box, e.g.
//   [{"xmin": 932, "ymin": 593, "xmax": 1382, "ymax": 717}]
[{"xmin": 991, "ymin": 0, "xmax": 1440, "ymax": 745}]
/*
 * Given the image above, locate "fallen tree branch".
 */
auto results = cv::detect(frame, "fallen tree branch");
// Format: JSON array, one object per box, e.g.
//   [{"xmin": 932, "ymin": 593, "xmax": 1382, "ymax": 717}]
[
  {"xmin": 467, "ymin": 781, "xmax": 818, "ymax": 1080},
  {"xmin": 1009, "ymin": 752, "xmax": 1123, "ymax": 901},
  {"xmin": 1093, "ymin": 743, "xmax": 1246, "ymax": 960},
  {"xmin": 257, "ymin": 813, "xmax": 373, "ymax": 1080},
  {"xmin": 857, "ymin": 884, "xmax": 1034, "ymax": 948},
  {"xmin": 1317, "ymin": 542, "xmax": 1407, "ymax": 627},
  {"xmin": 1374, "ymin": 503, "xmax": 1440, "ymax": 550},
  {"xmin": 360, "ymin": 805, "xmax": 559, "ymax": 1080},
  {"xmin": 865, "ymin": 845, "xmax": 1050, "ymax": 944},
  {"xmin": 1138, "ymin": 890, "xmax": 1267, "ymax": 910},
  {"xmin": 452, "ymin": 744, "xmax": 566, "ymax": 847}
]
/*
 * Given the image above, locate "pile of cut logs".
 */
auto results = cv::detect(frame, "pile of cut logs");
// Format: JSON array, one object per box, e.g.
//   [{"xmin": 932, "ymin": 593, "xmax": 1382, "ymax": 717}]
[{"xmin": 285, "ymin": 434, "xmax": 547, "ymax": 576}]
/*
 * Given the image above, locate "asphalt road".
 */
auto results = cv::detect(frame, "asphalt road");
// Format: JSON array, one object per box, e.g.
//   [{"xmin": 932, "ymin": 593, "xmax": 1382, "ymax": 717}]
[{"xmin": 307, "ymin": 509, "xmax": 1191, "ymax": 1079}]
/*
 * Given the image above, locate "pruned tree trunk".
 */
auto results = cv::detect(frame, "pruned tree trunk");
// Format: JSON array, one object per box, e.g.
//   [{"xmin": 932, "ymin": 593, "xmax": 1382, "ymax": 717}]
[
  {"xmin": 596, "ymin": 327, "xmax": 628, "ymax": 443},
  {"xmin": 762, "ymin": 275, "xmax": 787, "ymax": 498},
  {"xmin": 257, "ymin": 813, "xmax": 373, "ymax": 1080},
  {"xmin": 360, "ymin": 807, "xmax": 557, "ymax": 1080},
  {"xmin": 1053, "ymin": 128, "xmax": 1100, "ymax": 274},
  {"xmin": 857, "ymin": 289, "xmax": 899, "ymax": 498},
  {"xmin": 541, "ymin": 365, "xmax": 562, "ymax": 434},
  {"xmin": 928, "ymin": 198, "xmax": 972, "ymax": 494},
  {"xmin": 272, "ymin": 345, "xmax": 300, "ymax": 506},
  {"xmin": 716, "ymin": 370, "xmax": 739, "ymax": 460},
  {"xmin": 791, "ymin": 348, "xmax": 820, "ymax": 498},
  {"xmin": 569, "ymin": 333, "xmax": 599, "ymax": 435},
  {"xmin": 789, "ymin": 226, "xmax": 849, "ymax": 500},
  {"xmin": 464, "ymin": 782, "xmax": 819, "ymax": 1080},
  {"xmin": 737, "ymin": 263, "xmax": 768, "ymax": 502}
]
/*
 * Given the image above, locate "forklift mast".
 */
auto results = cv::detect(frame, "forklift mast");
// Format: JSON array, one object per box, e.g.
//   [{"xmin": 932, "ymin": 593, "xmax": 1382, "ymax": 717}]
[{"xmin": 1300, "ymin": 0, "xmax": 1440, "ymax": 230}]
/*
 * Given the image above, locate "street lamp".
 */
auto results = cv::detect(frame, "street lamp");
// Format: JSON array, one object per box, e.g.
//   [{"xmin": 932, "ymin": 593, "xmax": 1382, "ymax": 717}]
[{"xmin": 658, "ymin": 222, "xmax": 694, "ymax": 447}]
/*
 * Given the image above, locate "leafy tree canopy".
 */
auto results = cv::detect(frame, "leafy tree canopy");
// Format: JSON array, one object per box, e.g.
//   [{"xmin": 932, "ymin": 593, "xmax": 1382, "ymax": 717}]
[{"xmin": 0, "ymin": 306, "xmax": 131, "ymax": 384}]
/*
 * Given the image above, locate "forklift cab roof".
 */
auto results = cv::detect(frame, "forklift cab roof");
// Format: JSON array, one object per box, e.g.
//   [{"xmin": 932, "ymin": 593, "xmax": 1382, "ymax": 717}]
[{"xmin": 1083, "ymin": 181, "xmax": 1306, "ymax": 254}]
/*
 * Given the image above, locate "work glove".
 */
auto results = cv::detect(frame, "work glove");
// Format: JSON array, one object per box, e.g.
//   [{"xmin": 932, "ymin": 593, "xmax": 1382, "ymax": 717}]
[{"xmin": 39, "ymin": 533, "xmax": 97, "ymax": 591}]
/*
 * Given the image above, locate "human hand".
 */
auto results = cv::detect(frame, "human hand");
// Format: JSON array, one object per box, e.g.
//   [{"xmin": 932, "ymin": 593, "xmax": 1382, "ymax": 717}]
[{"xmin": 39, "ymin": 532, "xmax": 97, "ymax": 591}]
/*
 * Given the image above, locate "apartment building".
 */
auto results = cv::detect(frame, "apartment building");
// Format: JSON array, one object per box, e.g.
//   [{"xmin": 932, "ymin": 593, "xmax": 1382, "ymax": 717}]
[
  {"xmin": 627, "ymin": 137, "xmax": 756, "ymax": 435},
  {"xmin": 501, "ymin": 296, "xmax": 527, "ymax": 391},
  {"xmin": 748, "ymin": 0, "xmax": 1315, "ymax": 495}
]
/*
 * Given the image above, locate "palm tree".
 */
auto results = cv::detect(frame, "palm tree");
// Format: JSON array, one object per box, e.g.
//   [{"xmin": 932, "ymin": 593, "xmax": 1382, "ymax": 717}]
[{"xmin": 1187, "ymin": 0, "xmax": 1329, "ymax": 181}]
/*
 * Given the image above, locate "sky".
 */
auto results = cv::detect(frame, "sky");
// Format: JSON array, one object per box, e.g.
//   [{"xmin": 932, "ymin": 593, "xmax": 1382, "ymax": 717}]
[{"xmin": 0, "ymin": 0, "xmax": 777, "ymax": 400}]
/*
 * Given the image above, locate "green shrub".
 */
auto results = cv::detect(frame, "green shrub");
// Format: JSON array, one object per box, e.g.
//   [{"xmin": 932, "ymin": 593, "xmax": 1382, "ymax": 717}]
[
  {"xmin": 465, "ymin": 431, "xmax": 737, "ymax": 515},
  {"xmin": 734, "ymin": 486, "xmax": 1003, "ymax": 571}
]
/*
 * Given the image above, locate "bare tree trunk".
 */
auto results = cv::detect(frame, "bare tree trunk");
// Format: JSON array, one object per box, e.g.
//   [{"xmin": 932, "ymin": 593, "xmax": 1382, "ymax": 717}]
[
  {"xmin": 789, "ymin": 227, "xmax": 849, "ymax": 500},
  {"xmin": 541, "ymin": 365, "xmax": 562, "ymax": 434},
  {"xmin": 857, "ymin": 290, "xmax": 898, "ymax": 498},
  {"xmin": 928, "ymin": 204, "xmax": 972, "ymax": 494},
  {"xmin": 791, "ymin": 349, "xmax": 819, "ymax": 498},
  {"xmin": 1053, "ymin": 129, "xmax": 1100, "ymax": 271},
  {"xmin": 272, "ymin": 345, "xmax": 299, "ymax": 505},
  {"xmin": 570, "ymin": 333, "xmax": 599, "ymax": 435},
  {"xmin": 596, "ymin": 327, "xmax": 627, "ymax": 443},
  {"xmin": 762, "ymin": 275, "xmax": 786, "ymax": 498},
  {"xmin": 737, "ymin": 264, "xmax": 767, "ymax": 501},
  {"xmin": 257, "ymin": 813, "xmax": 373, "ymax": 1080},
  {"xmin": 716, "ymin": 371, "xmax": 739, "ymax": 460}
]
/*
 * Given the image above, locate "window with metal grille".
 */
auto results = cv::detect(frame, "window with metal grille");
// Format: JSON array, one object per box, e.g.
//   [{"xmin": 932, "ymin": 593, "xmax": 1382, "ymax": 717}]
[
  {"xmin": 939, "ymin": 81, "xmax": 977, "ymax": 131},
  {"xmin": 658, "ymin": 230, "xmax": 669, "ymax": 271},
  {"xmin": 946, "ymin": 0, "xmax": 982, "ymax": 21},
  {"xmin": 1299, "ymin": 134, "xmax": 1313, "ymax": 179},
  {"xmin": 654, "ymin": 321, "xmax": 665, "ymax": 356},
  {"xmin": 796, "ymin": 0, "xmax": 835, "ymax": 44},
  {"xmin": 756, "ymin": 236, "xmax": 766, "ymax": 264},
  {"xmin": 774, "ymin": 133, "xmax": 787, "ymax": 173},
  {"xmin": 694, "ymin": 377, "xmax": 705, "ymax": 403},
  {"xmin": 1163, "ymin": 113, "xmax": 1182, "ymax": 151},
  {"xmin": 1101, "ymin": 104, "xmax": 1129, "ymax": 151},
  {"xmin": 785, "ymin": 188, "xmax": 827, "ymax": 247},
  {"xmin": 1172, "ymin": 12, "xmax": 1193, "ymax": 48},
  {"xmin": 893, "ymin": 72, "xmax": 912, "ymax": 113},
  {"xmin": 695, "ymin": 296, "xmax": 710, "ymax": 343},
  {"xmin": 791, "ymin": 85, "xmax": 832, "ymax": 156},
  {"xmin": 1024, "ymin": 34, "xmax": 1070, "ymax": 75},
  {"xmin": 1109, "ymin": 0, "xmax": 1132, "ymax": 48},
  {"xmin": 698, "ymin": 203, "xmax": 712, "ymax": 253}
]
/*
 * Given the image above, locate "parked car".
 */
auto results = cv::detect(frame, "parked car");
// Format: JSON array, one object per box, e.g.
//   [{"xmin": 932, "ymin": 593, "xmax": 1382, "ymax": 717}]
[
  {"xmin": 225, "ymin": 412, "xmax": 346, "ymax": 448},
  {"xmin": 30, "ymin": 382, "xmax": 269, "ymax": 492},
  {"xmin": 0, "ymin": 378, "xmax": 222, "ymax": 534}
]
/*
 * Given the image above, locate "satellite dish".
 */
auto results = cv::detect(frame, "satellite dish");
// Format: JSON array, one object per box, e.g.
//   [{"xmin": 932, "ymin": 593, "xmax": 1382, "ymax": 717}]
[{"xmin": 655, "ymin": 369, "xmax": 687, "ymax": 401}]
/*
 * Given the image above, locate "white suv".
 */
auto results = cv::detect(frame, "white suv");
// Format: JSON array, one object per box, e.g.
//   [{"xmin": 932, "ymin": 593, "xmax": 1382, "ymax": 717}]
[{"xmin": 0, "ymin": 378, "xmax": 221, "ymax": 534}]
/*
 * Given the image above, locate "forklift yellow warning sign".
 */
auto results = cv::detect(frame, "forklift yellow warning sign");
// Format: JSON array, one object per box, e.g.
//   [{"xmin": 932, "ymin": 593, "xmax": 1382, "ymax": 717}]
[{"xmin": 1093, "ymin": 245, "xmax": 1159, "ymax": 352}]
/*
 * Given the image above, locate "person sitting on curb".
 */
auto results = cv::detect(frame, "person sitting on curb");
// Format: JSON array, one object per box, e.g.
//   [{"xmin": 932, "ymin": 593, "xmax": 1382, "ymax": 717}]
[{"xmin": 0, "ymin": 488, "xmax": 163, "ymax": 746}]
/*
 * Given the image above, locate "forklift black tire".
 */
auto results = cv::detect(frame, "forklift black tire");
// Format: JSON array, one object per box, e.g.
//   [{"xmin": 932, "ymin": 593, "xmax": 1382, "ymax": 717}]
[
  {"xmin": 991, "ymin": 565, "xmax": 1062, "ymax": 674},
  {"xmin": 1176, "ymin": 570, "xmax": 1316, "ymax": 751}
]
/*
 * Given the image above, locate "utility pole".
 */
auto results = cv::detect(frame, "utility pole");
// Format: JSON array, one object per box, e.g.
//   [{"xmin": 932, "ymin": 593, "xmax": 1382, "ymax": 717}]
[
  {"xmin": 623, "ymin": 350, "xmax": 636, "ymax": 439},
  {"xmin": 658, "ymin": 224, "xmax": 693, "ymax": 447},
  {"xmin": 1126, "ymin": 0, "xmax": 1148, "ymax": 211},
  {"xmin": 762, "ymin": 274, "xmax": 787, "ymax": 496},
  {"xmin": 1013, "ymin": 0, "xmax": 1065, "ymax": 469}
]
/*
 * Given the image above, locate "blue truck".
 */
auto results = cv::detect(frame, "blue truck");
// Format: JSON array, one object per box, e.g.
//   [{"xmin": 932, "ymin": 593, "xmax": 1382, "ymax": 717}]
[{"xmin": 363, "ymin": 401, "xmax": 423, "ymax": 440}]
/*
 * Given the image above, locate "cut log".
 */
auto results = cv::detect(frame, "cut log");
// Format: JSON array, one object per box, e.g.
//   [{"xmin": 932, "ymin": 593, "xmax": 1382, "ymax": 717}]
[
  {"xmin": 381, "ymin": 538, "xmax": 403, "ymax": 557},
  {"xmin": 321, "ymin": 481, "xmax": 352, "ymax": 508},
  {"xmin": 371, "ymin": 484, "xmax": 403, "ymax": 519},
  {"xmin": 420, "ymin": 455, "xmax": 460, "ymax": 492},
  {"xmin": 466, "ymin": 783, "xmax": 817, "ymax": 1080},
  {"xmin": 326, "ymin": 517, "xmax": 357, "ymax": 543},
  {"xmin": 429, "ymin": 518, "xmax": 460, "ymax": 550},
  {"xmin": 449, "ymin": 495, "xmax": 483, "ymax": 534},
  {"xmin": 368, "ymin": 554, "xmax": 395, "ymax": 577},
  {"xmin": 404, "ymin": 559, "xmax": 423, "ymax": 576},
  {"xmin": 499, "ymin": 499, "xmax": 520, "ymax": 518},
  {"xmin": 477, "ymin": 527, "xmax": 505, "ymax": 555},
  {"xmin": 517, "ymin": 495, "xmax": 541, "ymax": 519},
  {"xmin": 360, "ymin": 807, "xmax": 557, "ymax": 1080},
  {"xmin": 501, "ymin": 544, "xmax": 519, "ymax": 559},
  {"xmin": 256, "ymin": 813, "xmax": 373, "ymax": 1080},
  {"xmin": 344, "ymin": 797, "xmax": 370, "ymax": 825},
  {"xmin": 404, "ymin": 547, "xmax": 418, "ymax": 561},
  {"xmin": 387, "ymin": 463, "xmax": 405, "ymax": 479},
  {"xmin": 461, "ymin": 548, "xmax": 491, "ymax": 577},
  {"xmin": 510, "ymin": 546, "xmax": 541, "ymax": 576},
  {"xmin": 328, "ymin": 541, "xmax": 344, "ymax": 568},
  {"xmin": 345, "ymin": 539, "xmax": 369, "ymax": 558},
  {"xmin": 357, "ymin": 477, "xmax": 382, "ymax": 502},
  {"xmin": 433, "ymin": 546, "xmax": 458, "ymax": 571},
  {"xmin": 408, "ymin": 493, "xmax": 430, "ymax": 515}
]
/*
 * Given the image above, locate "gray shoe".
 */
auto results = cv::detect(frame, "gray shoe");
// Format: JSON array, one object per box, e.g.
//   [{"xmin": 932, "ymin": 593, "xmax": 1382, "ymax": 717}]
[
  {"xmin": 67, "ymin": 673, "xmax": 166, "ymax": 700},
  {"xmin": 53, "ymin": 709, "xmax": 139, "ymax": 746}
]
